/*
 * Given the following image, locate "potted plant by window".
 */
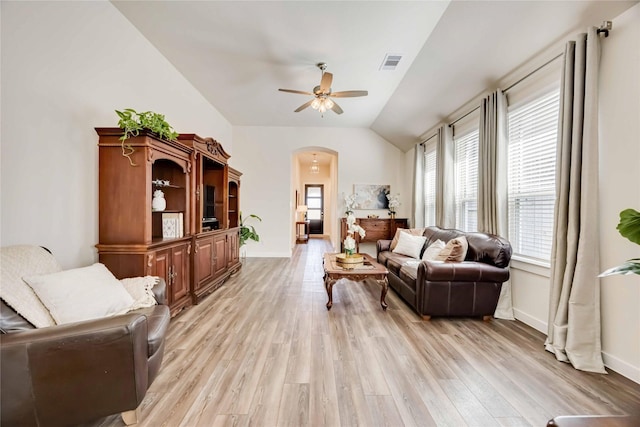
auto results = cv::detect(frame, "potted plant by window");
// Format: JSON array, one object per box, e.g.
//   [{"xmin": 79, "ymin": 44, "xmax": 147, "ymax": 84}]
[
  {"xmin": 600, "ymin": 208, "xmax": 640, "ymax": 276},
  {"xmin": 115, "ymin": 108, "xmax": 179, "ymax": 166}
]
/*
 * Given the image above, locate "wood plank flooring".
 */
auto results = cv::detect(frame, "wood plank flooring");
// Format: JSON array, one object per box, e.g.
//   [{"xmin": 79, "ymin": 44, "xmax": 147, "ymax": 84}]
[{"xmin": 90, "ymin": 238, "xmax": 640, "ymax": 427}]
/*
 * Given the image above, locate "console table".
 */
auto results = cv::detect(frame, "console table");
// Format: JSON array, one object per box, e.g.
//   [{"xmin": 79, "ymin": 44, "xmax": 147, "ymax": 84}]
[
  {"xmin": 340, "ymin": 217, "xmax": 408, "ymax": 252},
  {"xmin": 296, "ymin": 220, "xmax": 310, "ymax": 244}
]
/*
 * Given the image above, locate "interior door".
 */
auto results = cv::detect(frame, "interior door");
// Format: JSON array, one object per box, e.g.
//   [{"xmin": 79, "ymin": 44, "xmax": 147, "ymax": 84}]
[{"xmin": 305, "ymin": 184, "xmax": 323, "ymax": 234}]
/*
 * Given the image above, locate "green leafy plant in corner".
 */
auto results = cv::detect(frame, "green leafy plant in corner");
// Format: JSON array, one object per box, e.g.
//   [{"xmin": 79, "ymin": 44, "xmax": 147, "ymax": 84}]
[
  {"xmin": 600, "ymin": 208, "xmax": 640, "ymax": 276},
  {"xmin": 239, "ymin": 212, "xmax": 262, "ymax": 247},
  {"xmin": 115, "ymin": 108, "xmax": 179, "ymax": 166}
]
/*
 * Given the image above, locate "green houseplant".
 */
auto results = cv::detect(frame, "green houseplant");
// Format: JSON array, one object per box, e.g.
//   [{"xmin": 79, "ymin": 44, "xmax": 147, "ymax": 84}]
[
  {"xmin": 600, "ymin": 208, "xmax": 640, "ymax": 276},
  {"xmin": 239, "ymin": 212, "xmax": 262, "ymax": 247},
  {"xmin": 115, "ymin": 108, "xmax": 179, "ymax": 165}
]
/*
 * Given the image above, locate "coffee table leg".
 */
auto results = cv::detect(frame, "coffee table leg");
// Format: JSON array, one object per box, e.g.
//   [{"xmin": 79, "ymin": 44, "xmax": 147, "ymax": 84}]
[
  {"xmin": 379, "ymin": 276, "xmax": 389, "ymax": 310},
  {"xmin": 325, "ymin": 276, "xmax": 335, "ymax": 310}
]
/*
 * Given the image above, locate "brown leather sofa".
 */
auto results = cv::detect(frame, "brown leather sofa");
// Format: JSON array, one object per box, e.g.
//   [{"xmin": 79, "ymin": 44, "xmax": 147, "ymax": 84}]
[
  {"xmin": 377, "ymin": 226, "xmax": 512, "ymax": 319},
  {"xmin": 0, "ymin": 248, "xmax": 170, "ymax": 426}
]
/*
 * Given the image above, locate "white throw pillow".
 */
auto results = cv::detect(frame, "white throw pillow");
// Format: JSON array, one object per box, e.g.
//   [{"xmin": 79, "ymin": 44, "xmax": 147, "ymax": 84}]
[
  {"xmin": 23, "ymin": 263, "xmax": 135, "ymax": 325},
  {"xmin": 422, "ymin": 239, "xmax": 446, "ymax": 261},
  {"xmin": 392, "ymin": 232, "xmax": 427, "ymax": 259}
]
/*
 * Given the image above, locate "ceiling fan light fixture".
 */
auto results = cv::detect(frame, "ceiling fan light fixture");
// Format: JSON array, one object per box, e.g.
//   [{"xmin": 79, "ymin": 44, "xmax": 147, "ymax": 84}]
[
  {"xmin": 311, "ymin": 98, "xmax": 321, "ymax": 110},
  {"xmin": 324, "ymin": 98, "xmax": 334, "ymax": 109}
]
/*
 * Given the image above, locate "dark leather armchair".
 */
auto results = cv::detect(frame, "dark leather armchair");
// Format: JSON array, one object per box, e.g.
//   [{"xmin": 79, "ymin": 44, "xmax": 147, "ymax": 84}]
[{"xmin": 0, "ymin": 247, "xmax": 170, "ymax": 426}]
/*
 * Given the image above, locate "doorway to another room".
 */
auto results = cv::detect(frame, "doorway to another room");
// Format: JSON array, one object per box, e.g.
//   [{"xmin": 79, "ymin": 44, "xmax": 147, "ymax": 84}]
[{"xmin": 305, "ymin": 184, "xmax": 324, "ymax": 235}]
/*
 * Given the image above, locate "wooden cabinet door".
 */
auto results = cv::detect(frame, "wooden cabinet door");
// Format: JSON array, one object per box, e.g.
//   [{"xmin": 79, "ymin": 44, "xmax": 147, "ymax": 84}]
[
  {"xmin": 170, "ymin": 243, "xmax": 190, "ymax": 303},
  {"xmin": 153, "ymin": 248, "xmax": 171, "ymax": 290},
  {"xmin": 194, "ymin": 236, "xmax": 214, "ymax": 289},
  {"xmin": 228, "ymin": 230, "xmax": 239, "ymax": 267},
  {"xmin": 213, "ymin": 234, "xmax": 228, "ymax": 277}
]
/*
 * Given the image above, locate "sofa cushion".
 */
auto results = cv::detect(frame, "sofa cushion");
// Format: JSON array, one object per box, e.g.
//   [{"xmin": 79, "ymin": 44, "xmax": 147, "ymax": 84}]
[
  {"xmin": 390, "ymin": 228, "xmax": 425, "ymax": 251},
  {"xmin": 23, "ymin": 263, "xmax": 135, "ymax": 325},
  {"xmin": 385, "ymin": 253, "xmax": 412, "ymax": 276},
  {"xmin": 436, "ymin": 236, "xmax": 469, "ymax": 262},
  {"xmin": 392, "ymin": 232, "xmax": 427, "ymax": 259},
  {"xmin": 0, "ymin": 245, "xmax": 60, "ymax": 328}
]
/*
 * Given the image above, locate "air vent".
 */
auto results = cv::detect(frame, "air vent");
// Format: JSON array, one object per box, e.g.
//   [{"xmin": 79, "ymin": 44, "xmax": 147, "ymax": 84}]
[{"xmin": 380, "ymin": 54, "xmax": 402, "ymax": 71}]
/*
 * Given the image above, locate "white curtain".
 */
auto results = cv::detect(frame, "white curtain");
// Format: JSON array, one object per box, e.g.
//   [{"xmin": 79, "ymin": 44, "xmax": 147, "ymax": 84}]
[
  {"xmin": 413, "ymin": 143, "xmax": 426, "ymax": 228},
  {"xmin": 478, "ymin": 90, "xmax": 514, "ymax": 320},
  {"xmin": 545, "ymin": 28, "xmax": 605, "ymax": 373},
  {"xmin": 435, "ymin": 125, "xmax": 455, "ymax": 228}
]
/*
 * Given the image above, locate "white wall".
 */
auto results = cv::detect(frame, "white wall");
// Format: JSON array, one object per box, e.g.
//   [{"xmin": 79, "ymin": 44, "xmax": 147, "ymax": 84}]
[
  {"xmin": 597, "ymin": 3, "xmax": 640, "ymax": 383},
  {"xmin": 0, "ymin": 1, "xmax": 232, "ymax": 268},
  {"xmin": 232, "ymin": 126, "xmax": 406, "ymax": 257}
]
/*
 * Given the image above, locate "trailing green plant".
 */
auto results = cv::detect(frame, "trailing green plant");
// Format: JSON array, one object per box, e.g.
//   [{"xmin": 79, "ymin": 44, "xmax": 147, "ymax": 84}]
[
  {"xmin": 239, "ymin": 212, "xmax": 262, "ymax": 247},
  {"xmin": 115, "ymin": 108, "xmax": 179, "ymax": 166},
  {"xmin": 600, "ymin": 208, "xmax": 640, "ymax": 276}
]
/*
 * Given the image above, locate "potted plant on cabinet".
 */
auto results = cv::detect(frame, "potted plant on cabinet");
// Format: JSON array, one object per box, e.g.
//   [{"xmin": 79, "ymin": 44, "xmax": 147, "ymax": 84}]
[{"xmin": 115, "ymin": 108, "xmax": 179, "ymax": 165}]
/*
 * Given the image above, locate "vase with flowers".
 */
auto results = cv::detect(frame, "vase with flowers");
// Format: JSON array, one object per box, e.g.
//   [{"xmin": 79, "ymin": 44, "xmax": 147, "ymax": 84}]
[
  {"xmin": 387, "ymin": 193, "xmax": 400, "ymax": 219},
  {"xmin": 344, "ymin": 212, "xmax": 366, "ymax": 257}
]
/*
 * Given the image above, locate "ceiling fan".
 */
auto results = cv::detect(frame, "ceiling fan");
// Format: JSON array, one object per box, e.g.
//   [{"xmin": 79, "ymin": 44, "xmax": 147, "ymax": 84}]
[{"xmin": 278, "ymin": 63, "xmax": 368, "ymax": 115}]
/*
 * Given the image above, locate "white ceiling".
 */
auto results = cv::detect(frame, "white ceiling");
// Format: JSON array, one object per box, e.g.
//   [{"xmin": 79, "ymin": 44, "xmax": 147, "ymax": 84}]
[{"xmin": 113, "ymin": 1, "xmax": 636, "ymax": 152}]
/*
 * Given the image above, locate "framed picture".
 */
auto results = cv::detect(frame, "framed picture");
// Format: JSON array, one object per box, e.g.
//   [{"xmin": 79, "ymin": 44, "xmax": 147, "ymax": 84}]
[{"xmin": 353, "ymin": 184, "xmax": 390, "ymax": 209}]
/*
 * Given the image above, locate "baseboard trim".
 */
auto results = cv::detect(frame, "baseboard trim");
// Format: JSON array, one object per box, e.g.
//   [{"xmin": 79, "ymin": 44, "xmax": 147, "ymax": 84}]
[
  {"xmin": 602, "ymin": 351, "xmax": 640, "ymax": 384},
  {"xmin": 513, "ymin": 309, "xmax": 640, "ymax": 385},
  {"xmin": 513, "ymin": 308, "xmax": 547, "ymax": 333}
]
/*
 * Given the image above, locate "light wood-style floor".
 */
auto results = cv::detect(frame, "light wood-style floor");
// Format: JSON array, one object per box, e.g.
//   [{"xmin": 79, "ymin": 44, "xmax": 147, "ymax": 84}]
[{"xmin": 92, "ymin": 238, "xmax": 640, "ymax": 427}]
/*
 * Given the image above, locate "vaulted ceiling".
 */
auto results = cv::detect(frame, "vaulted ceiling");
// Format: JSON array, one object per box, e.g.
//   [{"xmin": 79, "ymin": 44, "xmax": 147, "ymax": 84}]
[{"xmin": 113, "ymin": 1, "xmax": 635, "ymax": 152}]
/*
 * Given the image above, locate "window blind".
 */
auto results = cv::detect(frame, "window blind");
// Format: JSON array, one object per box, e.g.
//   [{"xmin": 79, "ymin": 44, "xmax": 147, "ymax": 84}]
[
  {"xmin": 423, "ymin": 145, "xmax": 437, "ymax": 226},
  {"xmin": 507, "ymin": 89, "xmax": 560, "ymax": 261},
  {"xmin": 454, "ymin": 129, "xmax": 479, "ymax": 232}
]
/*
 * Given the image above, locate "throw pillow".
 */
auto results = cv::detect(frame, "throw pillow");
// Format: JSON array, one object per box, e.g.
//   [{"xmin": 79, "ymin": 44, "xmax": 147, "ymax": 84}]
[
  {"xmin": 422, "ymin": 239, "xmax": 446, "ymax": 261},
  {"xmin": 392, "ymin": 232, "xmax": 427, "ymax": 259},
  {"xmin": 23, "ymin": 263, "xmax": 135, "ymax": 325},
  {"xmin": 0, "ymin": 245, "xmax": 61, "ymax": 328},
  {"xmin": 390, "ymin": 228, "xmax": 425, "ymax": 251},
  {"xmin": 436, "ymin": 236, "xmax": 469, "ymax": 262},
  {"xmin": 120, "ymin": 276, "xmax": 158, "ymax": 310}
]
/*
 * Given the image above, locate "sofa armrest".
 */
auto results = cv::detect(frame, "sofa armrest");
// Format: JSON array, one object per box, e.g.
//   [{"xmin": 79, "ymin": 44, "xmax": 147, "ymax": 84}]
[
  {"xmin": 1, "ymin": 313, "xmax": 150, "ymax": 426},
  {"xmin": 377, "ymin": 239, "xmax": 392, "ymax": 254},
  {"xmin": 418, "ymin": 261, "xmax": 510, "ymax": 283},
  {"xmin": 152, "ymin": 277, "xmax": 167, "ymax": 305}
]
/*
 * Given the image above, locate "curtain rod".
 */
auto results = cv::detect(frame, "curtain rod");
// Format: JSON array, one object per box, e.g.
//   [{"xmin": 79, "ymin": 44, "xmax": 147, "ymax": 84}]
[
  {"xmin": 447, "ymin": 21, "xmax": 612, "ymax": 130},
  {"xmin": 420, "ymin": 133, "xmax": 438, "ymax": 146}
]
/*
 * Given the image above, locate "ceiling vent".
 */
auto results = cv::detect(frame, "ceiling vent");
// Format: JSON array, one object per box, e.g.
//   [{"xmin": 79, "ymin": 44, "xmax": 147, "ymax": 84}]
[{"xmin": 380, "ymin": 54, "xmax": 402, "ymax": 71}]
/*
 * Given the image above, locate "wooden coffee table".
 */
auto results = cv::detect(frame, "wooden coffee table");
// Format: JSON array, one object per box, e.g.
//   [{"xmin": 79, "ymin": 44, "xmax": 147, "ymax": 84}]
[{"xmin": 322, "ymin": 253, "xmax": 389, "ymax": 311}]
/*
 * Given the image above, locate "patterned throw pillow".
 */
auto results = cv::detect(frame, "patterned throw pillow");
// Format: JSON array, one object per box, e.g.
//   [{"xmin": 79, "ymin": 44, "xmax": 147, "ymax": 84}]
[{"xmin": 436, "ymin": 236, "xmax": 469, "ymax": 262}]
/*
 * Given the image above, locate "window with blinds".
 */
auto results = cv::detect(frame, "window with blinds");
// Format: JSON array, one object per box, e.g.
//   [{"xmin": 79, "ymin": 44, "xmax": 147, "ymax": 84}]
[
  {"xmin": 423, "ymin": 145, "xmax": 437, "ymax": 226},
  {"xmin": 454, "ymin": 129, "xmax": 479, "ymax": 232},
  {"xmin": 507, "ymin": 89, "xmax": 560, "ymax": 261}
]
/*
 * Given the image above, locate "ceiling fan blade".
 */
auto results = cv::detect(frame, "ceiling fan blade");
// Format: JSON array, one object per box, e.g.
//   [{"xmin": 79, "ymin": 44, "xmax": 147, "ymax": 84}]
[
  {"xmin": 320, "ymin": 72, "xmax": 333, "ymax": 93},
  {"xmin": 294, "ymin": 99, "xmax": 314, "ymax": 112},
  {"xmin": 279, "ymin": 88, "xmax": 314, "ymax": 96},
  {"xmin": 331, "ymin": 101, "xmax": 343, "ymax": 115},
  {"xmin": 329, "ymin": 90, "xmax": 368, "ymax": 98}
]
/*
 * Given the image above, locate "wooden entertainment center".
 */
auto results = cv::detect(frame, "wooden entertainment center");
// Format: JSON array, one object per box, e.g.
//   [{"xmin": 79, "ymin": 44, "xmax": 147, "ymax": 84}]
[{"xmin": 95, "ymin": 128, "xmax": 241, "ymax": 316}]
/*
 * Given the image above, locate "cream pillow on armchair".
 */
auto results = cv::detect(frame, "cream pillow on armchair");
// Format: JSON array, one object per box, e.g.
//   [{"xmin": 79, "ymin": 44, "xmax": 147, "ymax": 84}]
[{"xmin": 23, "ymin": 263, "xmax": 135, "ymax": 325}]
